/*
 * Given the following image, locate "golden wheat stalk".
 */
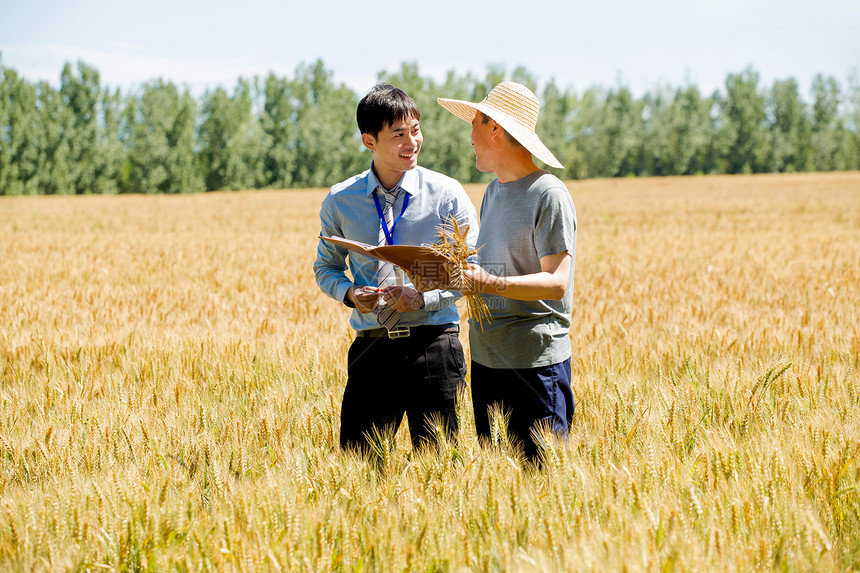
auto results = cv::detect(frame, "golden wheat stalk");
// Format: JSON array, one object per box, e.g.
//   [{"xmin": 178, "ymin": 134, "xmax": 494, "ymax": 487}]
[{"xmin": 424, "ymin": 216, "xmax": 492, "ymax": 330}]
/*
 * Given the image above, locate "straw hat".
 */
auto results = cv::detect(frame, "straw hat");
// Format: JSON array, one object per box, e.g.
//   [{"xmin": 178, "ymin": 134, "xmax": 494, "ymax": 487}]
[{"xmin": 437, "ymin": 81, "xmax": 563, "ymax": 169}]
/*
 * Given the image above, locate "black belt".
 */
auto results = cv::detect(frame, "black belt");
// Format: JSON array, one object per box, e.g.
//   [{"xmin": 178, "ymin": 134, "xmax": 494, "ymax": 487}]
[{"xmin": 355, "ymin": 324, "xmax": 459, "ymax": 339}]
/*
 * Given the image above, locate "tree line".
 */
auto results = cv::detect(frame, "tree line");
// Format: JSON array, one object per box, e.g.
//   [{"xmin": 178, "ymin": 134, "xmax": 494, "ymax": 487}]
[{"xmin": 1, "ymin": 56, "xmax": 858, "ymax": 195}]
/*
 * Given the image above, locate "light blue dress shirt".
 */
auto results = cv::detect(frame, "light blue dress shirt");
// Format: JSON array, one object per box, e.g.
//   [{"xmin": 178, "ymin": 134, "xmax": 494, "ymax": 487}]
[{"xmin": 315, "ymin": 164, "xmax": 478, "ymax": 332}]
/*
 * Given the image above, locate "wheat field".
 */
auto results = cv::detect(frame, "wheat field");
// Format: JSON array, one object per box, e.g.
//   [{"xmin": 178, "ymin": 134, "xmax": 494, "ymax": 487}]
[{"xmin": 0, "ymin": 172, "xmax": 858, "ymax": 571}]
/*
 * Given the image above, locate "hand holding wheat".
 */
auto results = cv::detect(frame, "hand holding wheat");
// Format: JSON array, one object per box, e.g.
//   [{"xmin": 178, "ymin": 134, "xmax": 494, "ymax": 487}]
[{"xmin": 421, "ymin": 217, "xmax": 492, "ymax": 330}]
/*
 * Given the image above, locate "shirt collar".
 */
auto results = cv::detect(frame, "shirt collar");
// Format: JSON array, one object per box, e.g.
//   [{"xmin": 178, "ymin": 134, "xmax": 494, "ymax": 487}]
[{"xmin": 364, "ymin": 164, "xmax": 420, "ymax": 198}]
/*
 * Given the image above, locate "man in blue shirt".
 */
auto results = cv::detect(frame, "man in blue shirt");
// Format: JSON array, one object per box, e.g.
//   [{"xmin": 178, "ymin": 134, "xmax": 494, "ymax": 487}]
[{"xmin": 314, "ymin": 84, "xmax": 478, "ymax": 453}]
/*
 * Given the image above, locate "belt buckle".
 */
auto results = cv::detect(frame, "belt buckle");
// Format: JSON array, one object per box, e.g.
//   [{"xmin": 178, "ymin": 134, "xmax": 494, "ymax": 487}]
[{"xmin": 387, "ymin": 326, "xmax": 410, "ymax": 339}]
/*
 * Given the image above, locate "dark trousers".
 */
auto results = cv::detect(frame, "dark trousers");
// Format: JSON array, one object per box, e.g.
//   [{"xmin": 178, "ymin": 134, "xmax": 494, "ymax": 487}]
[
  {"xmin": 471, "ymin": 358, "xmax": 575, "ymax": 460},
  {"xmin": 340, "ymin": 328, "xmax": 466, "ymax": 452}
]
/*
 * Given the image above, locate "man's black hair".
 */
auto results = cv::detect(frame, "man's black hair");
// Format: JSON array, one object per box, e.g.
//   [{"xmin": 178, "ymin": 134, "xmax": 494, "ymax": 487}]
[
  {"xmin": 356, "ymin": 83, "xmax": 420, "ymax": 139},
  {"xmin": 477, "ymin": 110, "xmax": 525, "ymax": 150}
]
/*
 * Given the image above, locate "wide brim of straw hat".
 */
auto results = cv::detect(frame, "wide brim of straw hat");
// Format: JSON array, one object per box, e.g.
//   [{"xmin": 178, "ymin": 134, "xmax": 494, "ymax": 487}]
[{"xmin": 437, "ymin": 84, "xmax": 563, "ymax": 169}]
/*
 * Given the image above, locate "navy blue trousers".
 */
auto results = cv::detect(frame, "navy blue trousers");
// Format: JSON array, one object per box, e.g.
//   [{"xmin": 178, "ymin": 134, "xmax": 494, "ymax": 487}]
[
  {"xmin": 471, "ymin": 358, "xmax": 575, "ymax": 460},
  {"xmin": 340, "ymin": 329, "xmax": 466, "ymax": 452}
]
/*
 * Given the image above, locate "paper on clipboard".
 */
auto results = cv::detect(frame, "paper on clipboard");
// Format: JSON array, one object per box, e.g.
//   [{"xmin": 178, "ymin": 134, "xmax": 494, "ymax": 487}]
[{"xmin": 319, "ymin": 235, "xmax": 451, "ymax": 277}]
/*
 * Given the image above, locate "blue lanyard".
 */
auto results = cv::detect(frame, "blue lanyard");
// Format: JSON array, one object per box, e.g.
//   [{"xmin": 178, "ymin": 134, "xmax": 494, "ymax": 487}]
[{"xmin": 373, "ymin": 190, "xmax": 410, "ymax": 245}]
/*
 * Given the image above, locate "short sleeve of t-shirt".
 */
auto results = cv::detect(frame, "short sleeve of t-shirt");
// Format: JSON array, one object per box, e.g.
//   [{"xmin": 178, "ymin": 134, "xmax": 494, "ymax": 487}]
[{"xmin": 535, "ymin": 184, "xmax": 577, "ymax": 260}]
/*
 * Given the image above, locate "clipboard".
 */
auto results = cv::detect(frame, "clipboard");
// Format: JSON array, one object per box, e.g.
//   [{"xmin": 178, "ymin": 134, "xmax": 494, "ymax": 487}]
[{"xmin": 319, "ymin": 235, "xmax": 450, "ymax": 275}]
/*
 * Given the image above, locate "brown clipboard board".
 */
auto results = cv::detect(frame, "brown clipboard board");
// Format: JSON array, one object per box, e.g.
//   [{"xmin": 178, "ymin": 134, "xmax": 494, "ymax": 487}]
[{"xmin": 319, "ymin": 235, "xmax": 450, "ymax": 273}]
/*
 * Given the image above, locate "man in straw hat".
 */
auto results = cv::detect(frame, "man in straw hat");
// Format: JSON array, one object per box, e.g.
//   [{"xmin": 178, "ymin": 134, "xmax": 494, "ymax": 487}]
[
  {"xmin": 314, "ymin": 83, "xmax": 478, "ymax": 454},
  {"xmin": 419, "ymin": 81, "xmax": 577, "ymax": 461}
]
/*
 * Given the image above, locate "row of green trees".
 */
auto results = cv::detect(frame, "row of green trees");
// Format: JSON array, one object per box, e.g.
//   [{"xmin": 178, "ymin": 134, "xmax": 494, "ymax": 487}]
[{"xmin": 1, "ymin": 56, "xmax": 858, "ymax": 195}]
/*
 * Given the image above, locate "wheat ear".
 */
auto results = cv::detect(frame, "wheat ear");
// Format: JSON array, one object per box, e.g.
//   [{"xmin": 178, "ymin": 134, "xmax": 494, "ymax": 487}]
[{"xmin": 425, "ymin": 216, "xmax": 492, "ymax": 330}]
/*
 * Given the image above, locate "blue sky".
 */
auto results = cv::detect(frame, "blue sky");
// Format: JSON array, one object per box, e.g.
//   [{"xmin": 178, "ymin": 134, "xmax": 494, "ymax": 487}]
[{"xmin": 2, "ymin": 0, "xmax": 858, "ymax": 98}]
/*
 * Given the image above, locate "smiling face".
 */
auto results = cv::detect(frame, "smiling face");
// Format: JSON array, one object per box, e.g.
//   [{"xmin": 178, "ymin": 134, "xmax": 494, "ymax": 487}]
[{"xmin": 363, "ymin": 116, "xmax": 423, "ymax": 190}]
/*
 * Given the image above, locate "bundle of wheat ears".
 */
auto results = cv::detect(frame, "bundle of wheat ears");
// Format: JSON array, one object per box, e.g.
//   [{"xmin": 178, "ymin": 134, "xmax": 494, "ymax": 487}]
[{"xmin": 424, "ymin": 217, "xmax": 492, "ymax": 330}]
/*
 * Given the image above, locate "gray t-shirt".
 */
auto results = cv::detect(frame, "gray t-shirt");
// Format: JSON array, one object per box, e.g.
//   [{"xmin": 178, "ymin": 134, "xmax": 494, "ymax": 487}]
[{"xmin": 470, "ymin": 170, "xmax": 577, "ymax": 369}]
